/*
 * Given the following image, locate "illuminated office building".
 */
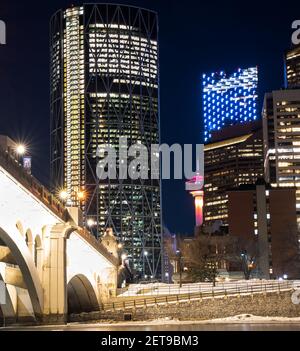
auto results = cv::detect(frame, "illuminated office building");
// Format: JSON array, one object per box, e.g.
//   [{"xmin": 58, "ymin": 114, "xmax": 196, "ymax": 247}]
[
  {"xmin": 50, "ymin": 4, "xmax": 162, "ymax": 279},
  {"xmin": 203, "ymin": 67, "xmax": 258, "ymax": 143},
  {"xmin": 204, "ymin": 121, "xmax": 264, "ymax": 227},
  {"xmin": 228, "ymin": 181, "xmax": 299, "ymax": 279},
  {"xmin": 285, "ymin": 45, "xmax": 300, "ymax": 88},
  {"xmin": 263, "ymin": 89, "xmax": 300, "ymax": 228}
]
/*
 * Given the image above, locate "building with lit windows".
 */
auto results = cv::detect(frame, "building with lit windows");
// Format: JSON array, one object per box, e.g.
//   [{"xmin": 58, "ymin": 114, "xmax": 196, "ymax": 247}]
[
  {"xmin": 263, "ymin": 89, "xmax": 300, "ymax": 229},
  {"xmin": 50, "ymin": 4, "xmax": 162, "ymax": 280},
  {"xmin": 202, "ymin": 67, "xmax": 258, "ymax": 143},
  {"xmin": 228, "ymin": 181, "xmax": 299, "ymax": 279},
  {"xmin": 285, "ymin": 45, "xmax": 300, "ymax": 88},
  {"xmin": 204, "ymin": 121, "xmax": 264, "ymax": 228}
]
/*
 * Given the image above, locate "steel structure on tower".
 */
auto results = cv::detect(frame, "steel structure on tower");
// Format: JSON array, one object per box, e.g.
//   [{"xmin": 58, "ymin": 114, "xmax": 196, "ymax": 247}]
[{"xmin": 50, "ymin": 4, "xmax": 162, "ymax": 280}]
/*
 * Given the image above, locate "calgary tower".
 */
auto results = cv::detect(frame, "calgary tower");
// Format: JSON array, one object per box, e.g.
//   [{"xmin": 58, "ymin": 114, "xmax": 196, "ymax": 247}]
[{"xmin": 186, "ymin": 167, "xmax": 204, "ymax": 233}]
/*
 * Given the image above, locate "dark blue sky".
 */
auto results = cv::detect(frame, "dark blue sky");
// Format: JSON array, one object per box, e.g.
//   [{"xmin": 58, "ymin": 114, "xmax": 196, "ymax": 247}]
[{"xmin": 0, "ymin": 0, "xmax": 298, "ymax": 234}]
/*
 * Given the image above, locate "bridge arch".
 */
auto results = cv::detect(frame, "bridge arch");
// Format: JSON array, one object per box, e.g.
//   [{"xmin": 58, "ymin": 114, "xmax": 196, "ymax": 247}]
[
  {"xmin": 0, "ymin": 275, "xmax": 16, "ymax": 324},
  {"xmin": 25, "ymin": 229, "xmax": 33, "ymax": 254},
  {"xmin": 34, "ymin": 235, "xmax": 43, "ymax": 277},
  {"xmin": 67, "ymin": 274, "xmax": 100, "ymax": 315},
  {"xmin": 63, "ymin": 225, "xmax": 78, "ymax": 240},
  {"xmin": 16, "ymin": 221, "xmax": 24, "ymax": 237},
  {"xmin": 0, "ymin": 227, "xmax": 43, "ymax": 320}
]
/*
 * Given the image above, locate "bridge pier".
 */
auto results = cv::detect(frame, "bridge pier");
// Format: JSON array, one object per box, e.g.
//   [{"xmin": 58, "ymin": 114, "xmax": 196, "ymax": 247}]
[{"xmin": 42, "ymin": 224, "xmax": 67, "ymax": 324}]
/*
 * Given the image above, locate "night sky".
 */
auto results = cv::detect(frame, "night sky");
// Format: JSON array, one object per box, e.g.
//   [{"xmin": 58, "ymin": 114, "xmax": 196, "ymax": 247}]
[{"xmin": 0, "ymin": 0, "xmax": 298, "ymax": 235}]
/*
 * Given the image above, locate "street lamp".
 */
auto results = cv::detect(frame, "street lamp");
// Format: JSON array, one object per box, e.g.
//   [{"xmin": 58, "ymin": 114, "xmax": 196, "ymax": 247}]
[
  {"xmin": 87, "ymin": 218, "xmax": 96, "ymax": 227},
  {"xmin": 59, "ymin": 190, "xmax": 68, "ymax": 202},
  {"xmin": 121, "ymin": 253, "xmax": 129, "ymax": 269},
  {"xmin": 176, "ymin": 250, "xmax": 183, "ymax": 288},
  {"xmin": 16, "ymin": 144, "xmax": 26, "ymax": 156},
  {"xmin": 77, "ymin": 191, "xmax": 85, "ymax": 201}
]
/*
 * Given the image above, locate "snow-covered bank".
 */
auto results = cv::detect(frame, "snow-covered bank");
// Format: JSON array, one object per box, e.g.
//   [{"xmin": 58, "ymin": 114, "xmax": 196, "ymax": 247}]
[{"xmin": 66, "ymin": 315, "xmax": 300, "ymax": 327}]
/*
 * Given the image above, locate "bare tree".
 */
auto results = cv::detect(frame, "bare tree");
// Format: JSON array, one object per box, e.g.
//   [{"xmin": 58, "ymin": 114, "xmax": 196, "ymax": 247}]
[
  {"xmin": 181, "ymin": 234, "xmax": 233, "ymax": 286},
  {"xmin": 276, "ymin": 225, "xmax": 300, "ymax": 279}
]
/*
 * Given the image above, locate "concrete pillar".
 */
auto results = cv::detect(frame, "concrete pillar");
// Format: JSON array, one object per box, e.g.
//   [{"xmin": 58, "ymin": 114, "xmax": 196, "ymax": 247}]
[
  {"xmin": 35, "ymin": 247, "xmax": 43, "ymax": 280},
  {"xmin": 42, "ymin": 224, "xmax": 67, "ymax": 324},
  {"xmin": 99, "ymin": 267, "xmax": 118, "ymax": 303},
  {"xmin": 256, "ymin": 185, "xmax": 270, "ymax": 279}
]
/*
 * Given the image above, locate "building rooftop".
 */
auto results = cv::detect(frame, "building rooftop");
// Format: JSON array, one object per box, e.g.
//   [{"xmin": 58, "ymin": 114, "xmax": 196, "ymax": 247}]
[
  {"xmin": 209, "ymin": 120, "xmax": 262, "ymax": 143},
  {"xmin": 227, "ymin": 178, "xmax": 296, "ymax": 192}
]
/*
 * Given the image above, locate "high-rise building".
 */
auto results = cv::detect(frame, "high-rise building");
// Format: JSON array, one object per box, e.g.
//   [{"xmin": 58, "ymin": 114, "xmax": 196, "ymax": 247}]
[
  {"xmin": 50, "ymin": 4, "xmax": 162, "ymax": 279},
  {"xmin": 202, "ymin": 67, "xmax": 258, "ymax": 143},
  {"xmin": 204, "ymin": 121, "xmax": 264, "ymax": 228},
  {"xmin": 263, "ymin": 89, "xmax": 300, "ymax": 228},
  {"xmin": 228, "ymin": 181, "xmax": 299, "ymax": 279},
  {"xmin": 284, "ymin": 45, "xmax": 300, "ymax": 89}
]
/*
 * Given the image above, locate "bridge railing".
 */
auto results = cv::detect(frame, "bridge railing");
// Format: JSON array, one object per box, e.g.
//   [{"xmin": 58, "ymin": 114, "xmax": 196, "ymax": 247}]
[
  {"xmin": 0, "ymin": 146, "xmax": 67, "ymax": 220},
  {"xmin": 105, "ymin": 280, "xmax": 293, "ymax": 311},
  {"xmin": 0, "ymin": 145, "xmax": 120, "ymax": 268},
  {"xmin": 76, "ymin": 227, "xmax": 120, "ymax": 266}
]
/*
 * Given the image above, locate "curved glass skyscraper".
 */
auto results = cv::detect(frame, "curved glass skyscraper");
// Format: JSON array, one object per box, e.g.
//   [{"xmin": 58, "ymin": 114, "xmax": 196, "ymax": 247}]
[{"xmin": 50, "ymin": 4, "xmax": 162, "ymax": 279}]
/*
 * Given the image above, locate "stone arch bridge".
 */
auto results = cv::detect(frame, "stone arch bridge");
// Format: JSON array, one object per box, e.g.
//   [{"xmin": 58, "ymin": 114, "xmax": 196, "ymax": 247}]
[{"xmin": 0, "ymin": 147, "xmax": 119, "ymax": 324}]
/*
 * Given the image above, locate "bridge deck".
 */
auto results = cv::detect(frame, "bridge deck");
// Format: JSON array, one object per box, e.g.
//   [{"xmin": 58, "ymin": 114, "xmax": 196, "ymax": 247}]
[
  {"xmin": 0, "ymin": 146, "xmax": 118, "ymax": 267},
  {"xmin": 0, "ymin": 146, "xmax": 66, "ymax": 220}
]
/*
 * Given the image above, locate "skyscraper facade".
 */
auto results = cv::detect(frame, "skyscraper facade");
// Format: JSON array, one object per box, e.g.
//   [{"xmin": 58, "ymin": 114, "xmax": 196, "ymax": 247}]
[
  {"xmin": 204, "ymin": 121, "xmax": 264, "ymax": 228},
  {"xmin": 50, "ymin": 4, "xmax": 162, "ymax": 279},
  {"xmin": 228, "ymin": 182, "xmax": 299, "ymax": 279},
  {"xmin": 203, "ymin": 67, "xmax": 258, "ymax": 143},
  {"xmin": 284, "ymin": 45, "xmax": 300, "ymax": 89},
  {"xmin": 263, "ymin": 89, "xmax": 300, "ymax": 229}
]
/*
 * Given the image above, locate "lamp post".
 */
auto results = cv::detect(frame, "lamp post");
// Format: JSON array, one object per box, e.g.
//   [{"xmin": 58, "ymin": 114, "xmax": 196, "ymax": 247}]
[
  {"xmin": 16, "ymin": 144, "xmax": 26, "ymax": 158},
  {"xmin": 59, "ymin": 189, "xmax": 68, "ymax": 203},
  {"xmin": 176, "ymin": 249, "xmax": 183, "ymax": 288},
  {"xmin": 143, "ymin": 250, "xmax": 148, "ymax": 280},
  {"xmin": 15, "ymin": 144, "xmax": 31, "ymax": 174}
]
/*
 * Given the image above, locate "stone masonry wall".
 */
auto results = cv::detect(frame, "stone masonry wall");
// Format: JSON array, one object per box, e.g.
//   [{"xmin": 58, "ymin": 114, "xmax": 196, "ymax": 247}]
[{"xmin": 69, "ymin": 291, "xmax": 300, "ymax": 323}]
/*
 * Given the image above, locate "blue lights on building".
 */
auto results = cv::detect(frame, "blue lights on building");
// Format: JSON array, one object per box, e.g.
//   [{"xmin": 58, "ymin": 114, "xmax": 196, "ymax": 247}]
[{"xmin": 203, "ymin": 67, "xmax": 258, "ymax": 143}]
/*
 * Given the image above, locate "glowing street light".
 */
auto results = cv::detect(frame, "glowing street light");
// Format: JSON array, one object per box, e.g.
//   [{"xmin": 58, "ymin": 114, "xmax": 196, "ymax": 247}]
[
  {"xmin": 16, "ymin": 144, "xmax": 26, "ymax": 156},
  {"xmin": 87, "ymin": 218, "xmax": 96, "ymax": 227},
  {"xmin": 121, "ymin": 254, "xmax": 128, "ymax": 267},
  {"xmin": 117, "ymin": 243, "xmax": 123, "ymax": 249},
  {"xmin": 144, "ymin": 250, "xmax": 148, "ymax": 256},
  {"xmin": 77, "ymin": 191, "xmax": 85, "ymax": 201},
  {"xmin": 59, "ymin": 190, "xmax": 68, "ymax": 201}
]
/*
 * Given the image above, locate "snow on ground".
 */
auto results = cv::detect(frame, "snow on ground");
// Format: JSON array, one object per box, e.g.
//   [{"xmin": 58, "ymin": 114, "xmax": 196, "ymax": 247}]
[
  {"xmin": 202, "ymin": 314, "xmax": 300, "ymax": 324},
  {"xmin": 66, "ymin": 315, "xmax": 300, "ymax": 327},
  {"xmin": 118, "ymin": 279, "xmax": 292, "ymax": 297},
  {"xmin": 117, "ymin": 315, "xmax": 300, "ymax": 325}
]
